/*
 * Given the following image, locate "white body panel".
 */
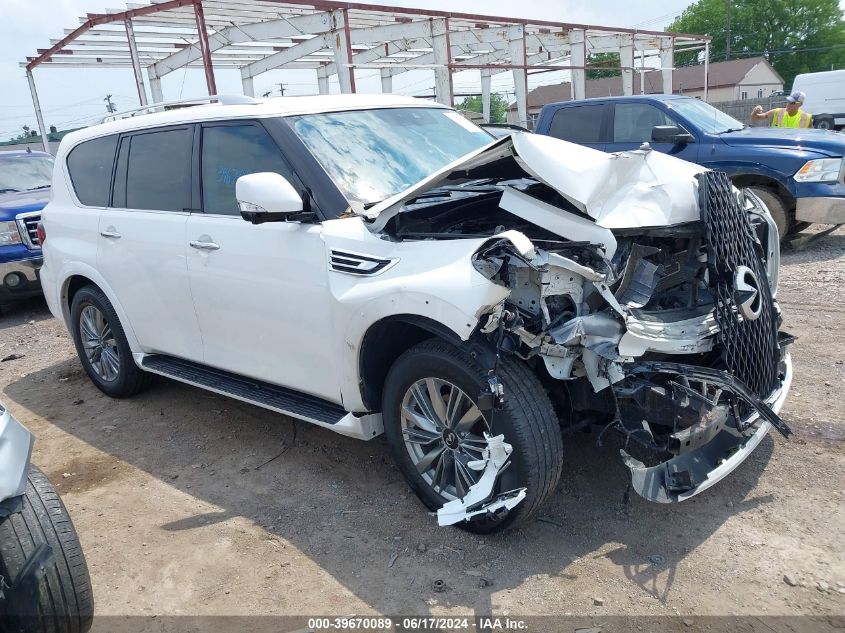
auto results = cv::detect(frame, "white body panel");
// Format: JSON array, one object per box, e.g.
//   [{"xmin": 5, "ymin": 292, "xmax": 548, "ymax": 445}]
[
  {"xmin": 185, "ymin": 214, "xmax": 340, "ymax": 402},
  {"xmin": 98, "ymin": 208, "xmax": 202, "ymax": 360}
]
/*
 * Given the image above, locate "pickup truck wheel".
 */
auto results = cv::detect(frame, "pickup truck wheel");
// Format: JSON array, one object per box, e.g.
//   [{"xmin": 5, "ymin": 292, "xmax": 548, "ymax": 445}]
[
  {"xmin": 70, "ymin": 285, "xmax": 151, "ymax": 398},
  {"xmin": 748, "ymin": 187, "xmax": 790, "ymax": 240},
  {"xmin": 0, "ymin": 466, "xmax": 93, "ymax": 633},
  {"xmin": 382, "ymin": 339, "xmax": 563, "ymax": 533}
]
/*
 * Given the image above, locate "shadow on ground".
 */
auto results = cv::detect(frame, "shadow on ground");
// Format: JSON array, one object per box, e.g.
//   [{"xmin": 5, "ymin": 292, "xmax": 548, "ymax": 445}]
[{"xmin": 6, "ymin": 358, "xmax": 776, "ymax": 616}]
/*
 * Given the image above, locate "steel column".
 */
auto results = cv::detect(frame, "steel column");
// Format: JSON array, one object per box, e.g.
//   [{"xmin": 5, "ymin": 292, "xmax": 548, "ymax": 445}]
[
  {"xmin": 26, "ymin": 71, "xmax": 50, "ymax": 153},
  {"xmin": 508, "ymin": 25, "xmax": 527, "ymax": 126},
  {"xmin": 192, "ymin": 0, "xmax": 217, "ymax": 95},
  {"xmin": 380, "ymin": 67, "xmax": 392, "ymax": 93},
  {"xmin": 570, "ymin": 29, "xmax": 586, "ymax": 101},
  {"xmin": 660, "ymin": 37, "xmax": 674, "ymax": 95},
  {"xmin": 703, "ymin": 41, "xmax": 710, "ymax": 102},
  {"xmin": 147, "ymin": 66, "xmax": 164, "ymax": 102},
  {"xmin": 431, "ymin": 18, "xmax": 453, "ymax": 106},
  {"xmin": 481, "ymin": 69, "xmax": 491, "ymax": 123},
  {"xmin": 124, "ymin": 19, "xmax": 148, "ymax": 105},
  {"xmin": 317, "ymin": 66, "xmax": 330, "ymax": 94},
  {"xmin": 620, "ymin": 34, "xmax": 634, "ymax": 96},
  {"xmin": 330, "ymin": 9, "xmax": 355, "ymax": 93},
  {"xmin": 241, "ymin": 74, "xmax": 254, "ymax": 97}
]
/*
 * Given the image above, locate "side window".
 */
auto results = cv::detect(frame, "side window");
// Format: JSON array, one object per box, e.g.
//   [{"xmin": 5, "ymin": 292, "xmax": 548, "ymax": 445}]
[
  {"xmin": 124, "ymin": 127, "xmax": 193, "ymax": 211},
  {"xmin": 546, "ymin": 105, "xmax": 606, "ymax": 144},
  {"xmin": 612, "ymin": 103, "xmax": 673, "ymax": 143},
  {"xmin": 66, "ymin": 135, "xmax": 118, "ymax": 206},
  {"xmin": 201, "ymin": 124, "xmax": 294, "ymax": 215}
]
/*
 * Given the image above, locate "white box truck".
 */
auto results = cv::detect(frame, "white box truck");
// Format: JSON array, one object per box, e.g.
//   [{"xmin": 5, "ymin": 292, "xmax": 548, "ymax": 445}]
[{"xmin": 792, "ymin": 69, "xmax": 845, "ymax": 130}]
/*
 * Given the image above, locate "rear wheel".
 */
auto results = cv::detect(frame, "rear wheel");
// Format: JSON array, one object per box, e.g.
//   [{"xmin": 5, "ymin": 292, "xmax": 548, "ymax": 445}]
[
  {"xmin": 749, "ymin": 187, "xmax": 790, "ymax": 241},
  {"xmin": 0, "ymin": 466, "xmax": 93, "ymax": 633},
  {"xmin": 69, "ymin": 285, "xmax": 151, "ymax": 398},
  {"xmin": 382, "ymin": 339, "xmax": 563, "ymax": 533}
]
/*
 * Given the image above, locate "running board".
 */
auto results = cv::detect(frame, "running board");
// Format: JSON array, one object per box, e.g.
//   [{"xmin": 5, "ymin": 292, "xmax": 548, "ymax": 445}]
[{"xmin": 137, "ymin": 354, "xmax": 382, "ymax": 440}]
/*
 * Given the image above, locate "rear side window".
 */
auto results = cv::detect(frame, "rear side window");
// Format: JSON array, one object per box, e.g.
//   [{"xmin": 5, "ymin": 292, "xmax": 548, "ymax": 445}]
[
  {"xmin": 120, "ymin": 127, "xmax": 193, "ymax": 211},
  {"xmin": 66, "ymin": 135, "xmax": 118, "ymax": 206},
  {"xmin": 547, "ymin": 105, "xmax": 606, "ymax": 144},
  {"xmin": 201, "ymin": 123, "xmax": 293, "ymax": 215}
]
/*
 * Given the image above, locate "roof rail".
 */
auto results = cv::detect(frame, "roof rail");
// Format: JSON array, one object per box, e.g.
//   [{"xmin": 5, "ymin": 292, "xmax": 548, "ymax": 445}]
[{"xmin": 102, "ymin": 94, "xmax": 259, "ymax": 123}]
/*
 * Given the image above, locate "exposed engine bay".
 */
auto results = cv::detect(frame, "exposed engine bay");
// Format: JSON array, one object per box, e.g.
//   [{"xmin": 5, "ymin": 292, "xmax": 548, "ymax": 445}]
[{"xmin": 369, "ymin": 134, "xmax": 793, "ymax": 506}]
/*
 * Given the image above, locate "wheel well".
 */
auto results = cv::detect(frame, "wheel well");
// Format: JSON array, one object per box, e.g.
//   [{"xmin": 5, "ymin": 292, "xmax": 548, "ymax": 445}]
[
  {"xmin": 358, "ymin": 316, "xmax": 464, "ymax": 411},
  {"xmin": 64, "ymin": 275, "xmax": 96, "ymax": 312},
  {"xmin": 730, "ymin": 174, "xmax": 795, "ymax": 211}
]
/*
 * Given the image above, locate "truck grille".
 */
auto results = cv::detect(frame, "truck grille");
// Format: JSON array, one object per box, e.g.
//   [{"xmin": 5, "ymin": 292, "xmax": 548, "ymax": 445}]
[
  {"xmin": 15, "ymin": 212, "xmax": 41, "ymax": 249},
  {"xmin": 698, "ymin": 171, "xmax": 780, "ymax": 399}
]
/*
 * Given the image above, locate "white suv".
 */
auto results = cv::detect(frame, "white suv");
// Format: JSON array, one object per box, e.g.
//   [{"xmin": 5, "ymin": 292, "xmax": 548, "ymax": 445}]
[{"xmin": 40, "ymin": 94, "xmax": 793, "ymax": 532}]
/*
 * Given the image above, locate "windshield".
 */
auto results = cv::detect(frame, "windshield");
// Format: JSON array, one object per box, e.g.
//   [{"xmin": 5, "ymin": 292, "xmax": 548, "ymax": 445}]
[
  {"xmin": 668, "ymin": 99, "xmax": 745, "ymax": 134},
  {"xmin": 289, "ymin": 107, "xmax": 492, "ymax": 207},
  {"xmin": 0, "ymin": 155, "xmax": 54, "ymax": 193}
]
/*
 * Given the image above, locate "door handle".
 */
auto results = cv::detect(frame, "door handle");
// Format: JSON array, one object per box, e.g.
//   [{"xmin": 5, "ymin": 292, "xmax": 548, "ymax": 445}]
[
  {"xmin": 189, "ymin": 240, "xmax": 220, "ymax": 251},
  {"xmin": 100, "ymin": 229, "xmax": 121, "ymax": 238}
]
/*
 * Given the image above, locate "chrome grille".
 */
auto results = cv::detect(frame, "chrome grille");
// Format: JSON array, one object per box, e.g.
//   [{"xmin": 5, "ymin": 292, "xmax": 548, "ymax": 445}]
[
  {"xmin": 15, "ymin": 212, "xmax": 41, "ymax": 249},
  {"xmin": 698, "ymin": 171, "xmax": 780, "ymax": 399}
]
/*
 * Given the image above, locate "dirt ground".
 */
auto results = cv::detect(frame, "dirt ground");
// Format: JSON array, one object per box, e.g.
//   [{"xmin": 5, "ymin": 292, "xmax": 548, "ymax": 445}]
[{"xmin": 1, "ymin": 228, "xmax": 844, "ymax": 620}]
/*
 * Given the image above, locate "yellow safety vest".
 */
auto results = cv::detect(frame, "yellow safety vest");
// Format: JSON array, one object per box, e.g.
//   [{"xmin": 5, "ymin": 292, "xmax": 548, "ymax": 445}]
[{"xmin": 770, "ymin": 108, "xmax": 812, "ymax": 128}]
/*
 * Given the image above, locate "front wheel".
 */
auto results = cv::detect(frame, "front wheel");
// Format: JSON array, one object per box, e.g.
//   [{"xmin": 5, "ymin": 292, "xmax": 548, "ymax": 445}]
[
  {"xmin": 382, "ymin": 339, "xmax": 563, "ymax": 533},
  {"xmin": 748, "ymin": 186, "xmax": 790, "ymax": 241}
]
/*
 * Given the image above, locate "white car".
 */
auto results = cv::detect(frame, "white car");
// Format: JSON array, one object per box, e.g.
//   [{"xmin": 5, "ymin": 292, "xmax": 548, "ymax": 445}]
[{"xmin": 40, "ymin": 94, "xmax": 793, "ymax": 533}]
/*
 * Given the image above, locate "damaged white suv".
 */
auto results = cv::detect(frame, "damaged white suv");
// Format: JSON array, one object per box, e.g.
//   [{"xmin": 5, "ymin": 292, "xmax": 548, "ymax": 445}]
[{"xmin": 40, "ymin": 94, "xmax": 792, "ymax": 533}]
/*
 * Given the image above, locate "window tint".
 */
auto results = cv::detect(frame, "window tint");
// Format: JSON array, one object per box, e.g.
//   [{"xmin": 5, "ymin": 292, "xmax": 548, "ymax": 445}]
[
  {"xmin": 201, "ymin": 124, "xmax": 292, "ymax": 215},
  {"xmin": 547, "ymin": 105, "xmax": 605, "ymax": 144},
  {"xmin": 66, "ymin": 135, "xmax": 118, "ymax": 206},
  {"xmin": 613, "ymin": 103, "xmax": 674, "ymax": 143},
  {"xmin": 125, "ymin": 127, "xmax": 192, "ymax": 211}
]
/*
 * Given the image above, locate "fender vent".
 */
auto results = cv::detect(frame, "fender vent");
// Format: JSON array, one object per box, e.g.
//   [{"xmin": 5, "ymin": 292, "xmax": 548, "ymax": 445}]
[{"xmin": 330, "ymin": 250, "xmax": 395, "ymax": 276}]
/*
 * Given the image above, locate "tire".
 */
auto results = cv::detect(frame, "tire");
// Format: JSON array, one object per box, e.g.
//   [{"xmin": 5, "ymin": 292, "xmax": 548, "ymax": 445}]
[
  {"xmin": 382, "ymin": 339, "xmax": 563, "ymax": 533},
  {"xmin": 748, "ymin": 187, "xmax": 790, "ymax": 241},
  {"xmin": 69, "ymin": 285, "xmax": 151, "ymax": 398},
  {"xmin": 814, "ymin": 117, "xmax": 834, "ymax": 130},
  {"xmin": 0, "ymin": 466, "xmax": 93, "ymax": 633}
]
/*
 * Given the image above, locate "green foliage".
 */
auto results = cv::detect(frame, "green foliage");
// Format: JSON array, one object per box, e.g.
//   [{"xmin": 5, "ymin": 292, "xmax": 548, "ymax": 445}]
[
  {"xmin": 457, "ymin": 93, "xmax": 509, "ymax": 123},
  {"xmin": 668, "ymin": 0, "xmax": 845, "ymax": 89},
  {"xmin": 587, "ymin": 52, "xmax": 622, "ymax": 79}
]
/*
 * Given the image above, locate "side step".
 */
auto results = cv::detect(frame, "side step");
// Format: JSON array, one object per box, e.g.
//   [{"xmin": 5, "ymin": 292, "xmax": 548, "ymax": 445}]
[{"xmin": 138, "ymin": 355, "xmax": 382, "ymax": 440}]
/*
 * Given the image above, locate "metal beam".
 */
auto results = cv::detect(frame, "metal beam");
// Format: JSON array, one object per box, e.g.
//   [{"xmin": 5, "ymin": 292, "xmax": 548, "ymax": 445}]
[
  {"xmin": 380, "ymin": 67, "xmax": 392, "ymax": 93},
  {"xmin": 26, "ymin": 71, "xmax": 50, "ymax": 153},
  {"xmin": 331, "ymin": 9, "xmax": 355, "ymax": 92},
  {"xmin": 660, "ymin": 37, "xmax": 673, "ymax": 96},
  {"xmin": 620, "ymin": 33, "xmax": 634, "ymax": 96},
  {"xmin": 481, "ymin": 68, "xmax": 491, "ymax": 123},
  {"xmin": 124, "ymin": 18, "xmax": 148, "ymax": 104},
  {"xmin": 241, "ymin": 34, "xmax": 328, "ymax": 77},
  {"xmin": 508, "ymin": 25, "xmax": 527, "ymax": 126},
  {"xmin": 148, "ymin": 65, "xmax": 164, "ymax": 102},
  {"xmin": 192, "ymin": 0, "xmax": 216, "ymax": 95},
  {"xmin": 570, "ymin": 28, "xmax": 586, "ymax": 101},
  {"xmin": 431, "ymin": 18, "xmax": 452, "ymax": 106}
]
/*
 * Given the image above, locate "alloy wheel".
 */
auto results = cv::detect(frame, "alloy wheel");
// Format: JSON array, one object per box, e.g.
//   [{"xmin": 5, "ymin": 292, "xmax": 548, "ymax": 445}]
[{"xmin": 79, "ymin": 305, "xmax": 120, "ymax": 382}]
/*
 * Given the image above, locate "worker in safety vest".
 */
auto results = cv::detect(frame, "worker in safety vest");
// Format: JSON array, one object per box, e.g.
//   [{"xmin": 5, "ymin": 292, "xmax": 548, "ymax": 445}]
[{"xmin": 752, "ymin": 91, "xmax": 813, "ymax": 128}]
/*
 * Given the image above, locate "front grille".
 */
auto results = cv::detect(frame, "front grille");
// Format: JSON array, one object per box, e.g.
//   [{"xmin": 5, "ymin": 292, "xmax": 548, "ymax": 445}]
[
  {"xmin": 15, "ymin": 212, "xmax": 41, "ymax": 249},
  {"xmin": 698, "ymin": 171, "xmax": 780, "ymax": 399}
]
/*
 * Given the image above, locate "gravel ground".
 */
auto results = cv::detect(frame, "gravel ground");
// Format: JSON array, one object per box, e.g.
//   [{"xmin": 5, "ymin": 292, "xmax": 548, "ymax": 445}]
[{"xmin": 1, "ymin": 227, "xmax": 843, "ymax": 619}]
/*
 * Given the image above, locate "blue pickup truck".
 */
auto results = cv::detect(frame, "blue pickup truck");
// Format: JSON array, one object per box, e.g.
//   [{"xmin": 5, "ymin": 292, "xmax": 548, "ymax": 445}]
[
  {"xmin": 0, "ymin": 150, "xmax": 51, "ymax": 306},
  {"xmin": 534, "ymin": 95, "xmax": 845, "ymax": 238}
]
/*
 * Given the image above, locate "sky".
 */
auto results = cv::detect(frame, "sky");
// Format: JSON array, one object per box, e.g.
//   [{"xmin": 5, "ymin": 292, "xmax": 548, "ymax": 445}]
[{"xmin": 0, "ymin": 0, "xmax": 820, "ymax": 139}]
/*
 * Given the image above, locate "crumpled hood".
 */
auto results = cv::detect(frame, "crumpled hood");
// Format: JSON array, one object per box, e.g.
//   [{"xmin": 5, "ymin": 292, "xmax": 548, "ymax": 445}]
[
  {"xmin": 366, "ymin": 132, "xmax": 706, "ymax": 231},
  {"xmin": 718, "ymin": 127, "xmax": 845, "ymax": 157}
]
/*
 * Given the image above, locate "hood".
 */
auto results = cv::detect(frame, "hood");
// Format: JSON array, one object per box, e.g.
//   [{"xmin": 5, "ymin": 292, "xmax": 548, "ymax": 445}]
[
  {"xmin": 718, "ymin": 127, "xmax": 845, "ymax": 157},
  {"xmin": 0, "ymin": 188, "xmax": 50, "ymax": 217},
  {"xmin": 367, "ymin": 132, "xmax": 706, "ymax": 231}
]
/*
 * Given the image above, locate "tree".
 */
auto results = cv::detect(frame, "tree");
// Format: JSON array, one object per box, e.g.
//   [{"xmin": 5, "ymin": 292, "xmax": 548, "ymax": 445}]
[
  {"xmin": 457, "ymin": 93, "xmax": 509, "ymax": 123},
  {"xmin": 587, "ymin": 52, "xmax": 621, "ymax": 79},
  {"xmin": 668, "ymin": 0, "xmax": 845, "ymax": 89}
]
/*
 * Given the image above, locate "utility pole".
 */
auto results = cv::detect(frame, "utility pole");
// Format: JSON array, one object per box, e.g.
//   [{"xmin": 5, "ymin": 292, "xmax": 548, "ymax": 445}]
[
  {"xmin": 104, "ymin": 94, "xmax": 117, "ymax": 113},
  {"xmin": 276, "ymin": 82, "xmax": 286, "ymax": 96},
  {"xmin": 725, "ymin": 0, "xmax": 731, "ymax": 61}
]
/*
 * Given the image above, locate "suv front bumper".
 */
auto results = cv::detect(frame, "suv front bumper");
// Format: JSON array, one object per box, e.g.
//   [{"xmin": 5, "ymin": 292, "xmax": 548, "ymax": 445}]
[
  {"xmin": 795, "ymin": 196, "xmax": 845, "ymax": 224},
  {"xmin": 621, "ymin": 353, "xmax": 792, "ymax": 503},
  {"xmin": 0, "ymin": 257, "xmax": 43, "ymax": 303}
]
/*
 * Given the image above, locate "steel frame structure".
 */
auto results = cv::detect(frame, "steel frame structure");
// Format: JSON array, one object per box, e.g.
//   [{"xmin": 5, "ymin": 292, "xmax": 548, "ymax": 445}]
[{"xmin": 22, "ymin": 0, "xmax": 710, "ymax": 152}]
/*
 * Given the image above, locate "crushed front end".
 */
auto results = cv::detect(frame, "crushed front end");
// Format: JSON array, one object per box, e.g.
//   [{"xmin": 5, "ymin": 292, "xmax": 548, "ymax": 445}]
[{"xmin": 470, "ymin": 171, "xmax": 793, "ymax": 503}]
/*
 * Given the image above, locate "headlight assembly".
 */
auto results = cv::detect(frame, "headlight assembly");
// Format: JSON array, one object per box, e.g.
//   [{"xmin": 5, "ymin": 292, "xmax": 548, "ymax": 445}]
[
  {"xmin": 794, "ymin": 157, "xmax": 843, "ymax": 183},
  {"xmin": 0, "ymin": 221, "xmax": 23, "ymax": 246}
]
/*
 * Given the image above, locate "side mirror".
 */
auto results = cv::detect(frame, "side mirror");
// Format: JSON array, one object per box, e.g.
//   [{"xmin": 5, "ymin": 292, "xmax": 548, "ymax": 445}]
[
  {"xmin": 236, "ymin": 172, "xmax": 308, "ymax": 224},
  {"xmin": 651, "ymin": 125, "xmax": 694, "ymax": 144}
]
